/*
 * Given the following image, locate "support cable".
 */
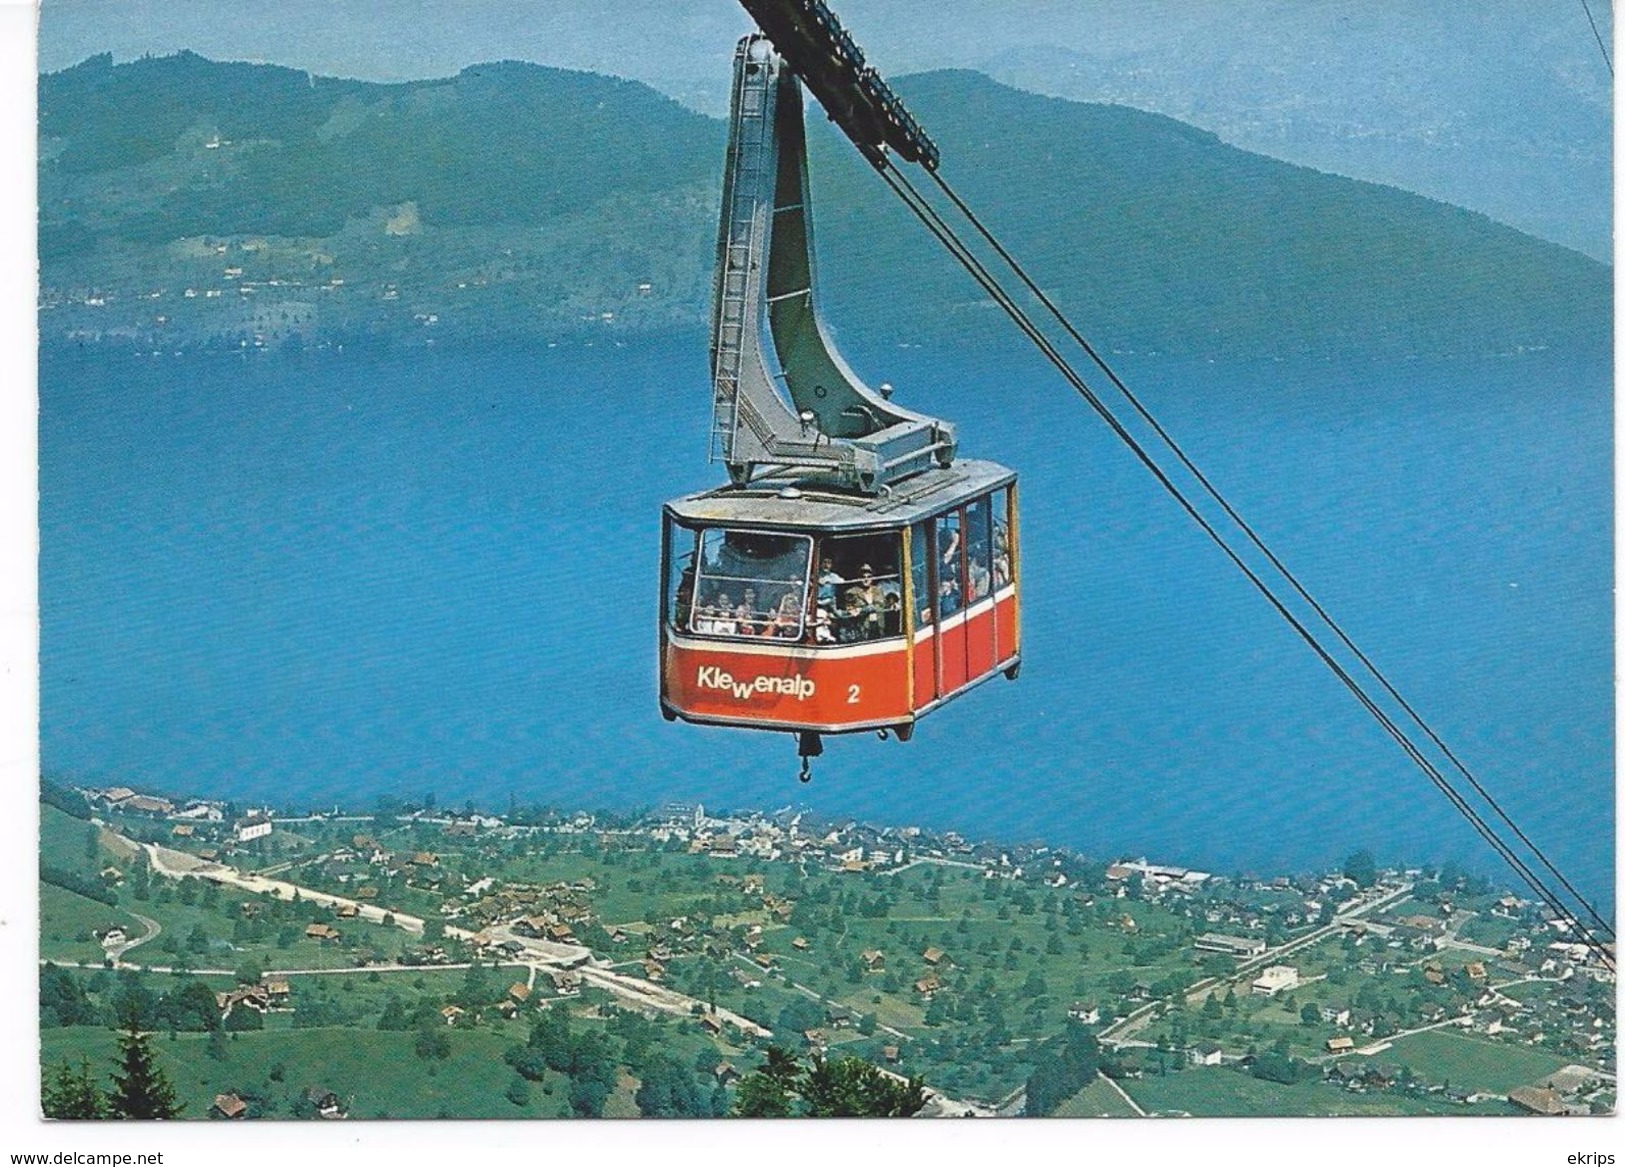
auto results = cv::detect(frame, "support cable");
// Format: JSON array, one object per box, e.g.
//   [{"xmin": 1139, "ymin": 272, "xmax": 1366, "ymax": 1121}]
[
  {"xmin": 1580, "ymin": 0, "xmax": 1614, "ymax": 76},
  {"xmin": 872, "ymin": 159, "xmax": 1614, "ymax": 966},
  {"xmin": 923, "ymin": 167, "xmax": 1615, "ymax": 945}
]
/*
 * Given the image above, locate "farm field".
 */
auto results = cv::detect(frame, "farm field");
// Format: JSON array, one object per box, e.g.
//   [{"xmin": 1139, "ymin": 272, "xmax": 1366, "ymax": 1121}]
[
  {"xmin": 1119, "ymin": 1067, "xmax": 1502, "ymax": 1117},
  {"xmin": 1375, "ymin": 1029, "xmax": 1573, "ymax": 1094}
]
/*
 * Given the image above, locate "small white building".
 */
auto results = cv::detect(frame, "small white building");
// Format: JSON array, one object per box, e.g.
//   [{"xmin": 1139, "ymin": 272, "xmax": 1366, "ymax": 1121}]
[
  {"xmin": 235, "ymin": 813, "xmax": 273, "ymax": 843},
  {"xmin": 1251, "ymin": 965, "xmax": 1300, "ymax": 996}
]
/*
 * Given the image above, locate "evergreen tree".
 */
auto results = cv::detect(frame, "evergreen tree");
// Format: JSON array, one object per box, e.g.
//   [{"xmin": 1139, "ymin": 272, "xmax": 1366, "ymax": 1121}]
[
  {"xmin": 41, "ymin": 1059, "xmax": 107, "ymax": 1119},
  {"xmin": 106, "ymin": 1025, "xmax": 182, "ymax": 1119}
]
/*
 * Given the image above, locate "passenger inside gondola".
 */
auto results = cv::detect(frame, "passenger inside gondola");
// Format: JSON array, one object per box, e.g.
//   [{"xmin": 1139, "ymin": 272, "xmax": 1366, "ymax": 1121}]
[
  {"xmin": 688, "ymin": 528, "xmax": 811, "ymax": 640},
  {"xmin": 816, "ymin": 534, "xmax": 902, "ymax": 642},
  {"xmin": 762, "ymin": 592, "xmax": 803, "ymax": 638}
]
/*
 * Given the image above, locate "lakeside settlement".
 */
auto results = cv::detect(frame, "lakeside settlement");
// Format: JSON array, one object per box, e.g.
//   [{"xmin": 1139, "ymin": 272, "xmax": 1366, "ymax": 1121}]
[{"xmin": 40, "ymin": 781, "xmax": 1616, "ymax": 1119}]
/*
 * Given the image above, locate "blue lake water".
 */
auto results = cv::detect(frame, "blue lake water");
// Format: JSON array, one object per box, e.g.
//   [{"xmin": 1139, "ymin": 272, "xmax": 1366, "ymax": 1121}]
[{"xmin": 39, "ymin": 336, "xmax": 1614, "ymax": 912}]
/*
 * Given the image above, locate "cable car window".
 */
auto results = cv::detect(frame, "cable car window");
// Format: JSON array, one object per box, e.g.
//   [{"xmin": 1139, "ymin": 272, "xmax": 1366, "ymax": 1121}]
[
  {"xmin": 815, "ymin": 531, "xmax": 902, "ymax": 643},
  {"xmin": 664, "ymin": 518, "xmax": 699, "ymax": 630},
  {"xmin": 933, "ymin": 510, "xmax": 963, "ymax": 619},
  {"xmin": 991, "ymin": 487, "xmax": 1012, "ymax": 590},
  {"xmin": 909, "ymin": 521, "xmax": 932, "ymax": 628},
  {"xmin": 690, "ymin": 528, "xmax": 811, "ymax": 639},
  {"xmin": 965, "ymin": 494, "xmax": 992, "ymax": 603}
]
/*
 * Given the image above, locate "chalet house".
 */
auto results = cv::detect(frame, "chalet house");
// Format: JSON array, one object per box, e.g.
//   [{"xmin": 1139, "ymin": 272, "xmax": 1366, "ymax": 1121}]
[
  {"xmin": 642, "ymin": 959, "xmax": 666, "ymax": 981},
  {"xmin": 1323, "ymin": 1063, "xmax": 1357, "ymax": 1087},
  {"xmin": 124, "ymin": 795, "xmax": 174, "ymax": 816},
  {"xmin": 914, "ymin": 974, "xmax": 941, "ymax": 995},
  {"xmin": 212, "ymin": 1092, "xmax": 248, "ymax": 1120},
  {"xmin": 304, "ymin": 1087, "xmax": 344, "ymax": 1118},
  {"xmin": 1508, "ymin": 1085, "xmax": 1577, "ymax": 1116},
  {"xmin": 512, "ymin": 915, "xmax": 550, "ymax": 938},
  {"xmin": 507, "ymin": 983, "xmax": 531, "ymax": 1004},
  {"xmin": 700, "ymin": 1014, "xmax": 723, "ymax": 1036},
  {"xmin": 1067, "ymin": 1003, "xmax": 1101, "ymax": 1024},
  {"xmin": 1187, "ymin": 1045, "xmax": 1223, "ymax": 1067},
  {"xmin": 1362, "ymin": 1065, "xmax": 1397, "ymax": 1089},
  {"xmin": 548, "ymin": 924, "xmax": 576, "ymax": 943},
  {"xmin": 922, "ymin": 947, "xmax": 946, "ymax": 966},
  {"xmin": 171, "ymin": 824, "xmax": 195, "ymax": 838},
  {"xmin": 714, "ymin": 1062, "xmax": 740, "ymax": 1085},
  {"xmin": 1397, "ymin": 914, "xmax": 1446, "ymax": 935},
  {"xmin": 264, "ymin": 980, "xmax": 291, "ymax": 1004},
  {"xmin": 1325, "ymin": 1036, "xmax": 1355, "ymax": 1054},
  {"xmin": 336, "ymin": 904, "xmax": 359, "ymax": 919},
  {"xmin": 305, "ymin": 923, "xmax": 340, "ymax": 942},
  {"xmin": 792, "ymin": 937, "xmax": 810, "ymax": 951},
  {"xmin": 861, "ymin": 949, "xmax": 885, "ymax": 970},
  {"xmin": 802, "ymin": 1029, "xmax": 826, "ymax": 1051},
  {"xmin": 217, "ymin": 985, "xmax": 271, "ymax": 1016},
  {"xmin": 881, "ymin": 1045, "xmax": 900, "ymax": 1064},
  {"xmin": 441, "ymin": 1005, "xmax": 465, "ymax": 1025}
]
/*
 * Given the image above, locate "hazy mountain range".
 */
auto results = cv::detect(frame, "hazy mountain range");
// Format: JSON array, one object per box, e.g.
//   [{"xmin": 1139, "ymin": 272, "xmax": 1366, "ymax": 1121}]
[
  {"xmin": 38, "ymin": 0, "xmax": 1613, "ymax": 261},
  {"xmin": 38, "ymin": 51, "xmax": 1610, "ymax": 359}
]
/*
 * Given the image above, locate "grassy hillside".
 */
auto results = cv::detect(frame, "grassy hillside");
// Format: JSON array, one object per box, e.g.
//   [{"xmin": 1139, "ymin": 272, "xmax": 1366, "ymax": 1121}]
[
  {"xmin": 811, "ymin": 70, "xmax": 1610, "ymax": 358},
  {"xmin": 38, "ymin": 53, "xmax": 1609, "ymax": 359}
]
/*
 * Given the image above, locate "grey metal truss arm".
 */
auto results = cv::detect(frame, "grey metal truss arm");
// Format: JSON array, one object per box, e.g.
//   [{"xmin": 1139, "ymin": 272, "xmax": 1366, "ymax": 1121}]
[{"xmin": 708, "ymin": 35, "xmax": 955, "ymax": 493}]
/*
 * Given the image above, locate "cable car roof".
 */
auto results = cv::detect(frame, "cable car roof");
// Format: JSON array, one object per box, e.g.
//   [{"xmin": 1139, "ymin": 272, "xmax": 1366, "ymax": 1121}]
[{"xmin": 665, "ymin": 458, "xmax": 1015, "ymax": 531}]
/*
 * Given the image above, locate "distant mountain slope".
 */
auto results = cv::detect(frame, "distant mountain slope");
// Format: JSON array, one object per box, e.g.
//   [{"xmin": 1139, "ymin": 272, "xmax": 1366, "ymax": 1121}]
[
  {"xmin": 974, "ymin": 2, "xmax": 1612, "ymax": 263},
  {"xmin": 37, "ymin": 53, "xmax": 1610, "ymax": 359},
  {"xmin": 811, "ymin": 70, "xmax": 1610, "ymax": 358}
]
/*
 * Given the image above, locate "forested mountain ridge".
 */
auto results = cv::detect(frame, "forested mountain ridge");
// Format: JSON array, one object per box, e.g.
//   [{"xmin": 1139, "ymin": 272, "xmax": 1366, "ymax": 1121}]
[{"xmin": 39, "ymin": 52, "xmax": 1610, "ymax": 358}]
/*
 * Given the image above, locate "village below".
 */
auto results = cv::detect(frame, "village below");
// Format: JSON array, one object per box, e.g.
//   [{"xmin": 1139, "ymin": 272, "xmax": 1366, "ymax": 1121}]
[{"xmin": 38, "ymin": 779, "xmax": 1615, "ymax": 1119}]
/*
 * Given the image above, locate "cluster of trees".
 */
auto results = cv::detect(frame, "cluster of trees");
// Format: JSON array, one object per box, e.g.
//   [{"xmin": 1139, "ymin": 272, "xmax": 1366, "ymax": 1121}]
[
  {"xmin": 1022, "ymin": 1021, "xmax": 1102, "ymax": 1116},
  {"xmin": 502, "ymin": 1008, "xmax": 622, "ymax": 1117},
  {"xmin": 42, "ymin": 1025, "xmax": 183, "ymax": 1119},
  {"xmin": 41, "ymin": 863, "xmax": 117, "ymax": 907},
  {"xmin": 41, "ymin": 778, "xmax": 92, "ymax": 821},
  {"xmin": 733, "ymin": 1047, "xmax": 924, "ymax": 1118},
  {"xmin": 40, "ymin": 964, "xmax": 245, "ymax": 1035}
]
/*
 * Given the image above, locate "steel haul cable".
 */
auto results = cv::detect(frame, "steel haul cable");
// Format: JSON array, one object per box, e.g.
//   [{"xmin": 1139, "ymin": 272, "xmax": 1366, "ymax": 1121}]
[
  {"xmin": 871, "ymin": 157, "xmax": 1614, "ymax": 967},
  {"xmin": 921, "ymin": 166, "xmax": 1615, "ymax": 947}
]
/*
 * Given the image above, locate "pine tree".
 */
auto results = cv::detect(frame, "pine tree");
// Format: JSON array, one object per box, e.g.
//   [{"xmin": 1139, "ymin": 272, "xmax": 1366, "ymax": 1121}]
[
  {"xmin": 106, "ymin": 1025, "xmax": 182, "ymax": 1119},
  {"xmin": 41, "ymin": 1059, "xmax": 106, "ymax": 1119}
]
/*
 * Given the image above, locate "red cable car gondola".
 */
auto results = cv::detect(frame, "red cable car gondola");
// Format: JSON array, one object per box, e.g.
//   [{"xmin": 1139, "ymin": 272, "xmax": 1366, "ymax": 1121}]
[{"xmin": 659, "ymin": 33, "xmax": 1019, "ymax": 777}]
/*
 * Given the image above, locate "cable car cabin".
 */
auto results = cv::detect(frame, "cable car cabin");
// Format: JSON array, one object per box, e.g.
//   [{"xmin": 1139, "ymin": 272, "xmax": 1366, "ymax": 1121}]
[
  {"xmin": 659, "ymin": 31, "xmax": 1019, "ymax": 775},
  {"xmin": 660, "ymin": 460, "xmax": 1019, "ymax": 744}
]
